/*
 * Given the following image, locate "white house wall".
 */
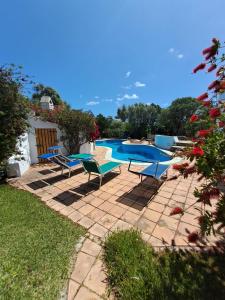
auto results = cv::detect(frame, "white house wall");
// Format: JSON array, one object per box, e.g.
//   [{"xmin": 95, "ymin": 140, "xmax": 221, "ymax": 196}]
[{"xmin": 28, "ymin": 116, "xmax": 64, "ymax": 164}]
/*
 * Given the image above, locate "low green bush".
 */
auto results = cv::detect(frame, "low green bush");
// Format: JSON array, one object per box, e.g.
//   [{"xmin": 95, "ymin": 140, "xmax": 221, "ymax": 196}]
[{"xmin": 104, "ymin": 230, "xmax": 225, "ymax": 300}]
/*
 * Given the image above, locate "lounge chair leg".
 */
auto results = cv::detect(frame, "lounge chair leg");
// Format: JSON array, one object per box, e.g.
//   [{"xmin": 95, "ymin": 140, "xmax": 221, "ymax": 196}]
[
  {"xmin": 61, "ymin": 167, "xmax": 63, "ymax": 175},
  {"xmin": 88, "ymin": 173, "xmax": 91, "ymax": 181},
  {"xmin": 118, "ymin": 166, "xmax": 121, "ymax": 174},
  {"xmin": 99, "ymin": 176, "xmax": 102, "ymax": 188},
  {"xmin": 68, "ymin": 169, "xmax": 71, "ymax": 178}
]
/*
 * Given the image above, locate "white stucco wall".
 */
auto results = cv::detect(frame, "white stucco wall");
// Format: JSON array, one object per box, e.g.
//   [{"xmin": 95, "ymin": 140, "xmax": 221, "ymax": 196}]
[
  {"xmin": 7, "ymin": 115, "xmax": 92, "ymax": 177},
  {"xmin": 28, "ymin": 116, "xmax": 65, "ymax": 164},
  {"xmin": 7, "ymin": 133, "xmax": 31, "ymax": 177}
]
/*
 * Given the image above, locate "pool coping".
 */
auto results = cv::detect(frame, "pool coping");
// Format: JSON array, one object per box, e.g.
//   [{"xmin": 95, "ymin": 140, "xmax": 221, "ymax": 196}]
[{"xmin": 96, "ymin": 140, "xmax": 182, "ymax": 166}]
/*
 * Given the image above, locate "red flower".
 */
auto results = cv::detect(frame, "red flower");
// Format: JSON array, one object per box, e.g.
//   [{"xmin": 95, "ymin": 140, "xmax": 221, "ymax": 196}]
[
  {"xmin": 191, "ymin": 146, "xmax": 204, "ymax": 156},
  {"xmin": 212, "ymin": 38, "xmax": 219, "ymax": 45},
  {"xmin": 173, "ymin": 163, "xmax": 189, "ymax": 170},
  {"xmin": 193, "ymin": 63, "xmax": 206, "ymax": 74},
  {"xmin": 202, "ymin": 46, "xmax": 214, "ymax": 55},
  {"xmin": 197, "ymin": 129, "xmax": 211, "ymax": 137},
  {"xmin": 170, "ymin": 207, "xmax": 184, "ymax": 216},
  {"xmin": 219, "ymin": 121, "xmax": 225, "ymax": 128},
  {"xmin": 189, "ymin": 114, "xmax": 199, "ymax": 122},
  {"xmin": 188, "ymin": 231, "xmax": 199, "ymax": 243},
  {"xmin": 209, "ymin": 108, "xmax": 221, "ymax": 118},
  {"xmin": 202, "ymin": 100, "xmax": 211, "ymax": 107},
  {"xmin": 197, "ymin": 93, "xmax": 208, "ymax": 101},
  {"xmin": 205, "ymin": 52, "xmax": 216, "ymax": 60},
  {"xmin": 207, "ymin": 64, "xmax": 217, "ymax": 72},
  {"xmin": 208, "ymin": 80, "xmax": 219, "ymax": 90}
]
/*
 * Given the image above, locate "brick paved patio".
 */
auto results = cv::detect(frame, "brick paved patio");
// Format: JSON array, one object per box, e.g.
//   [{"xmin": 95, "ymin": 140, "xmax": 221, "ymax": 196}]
[{"xmin": 10, "ymin": 146, "xmax": 210, "ymax": 299}]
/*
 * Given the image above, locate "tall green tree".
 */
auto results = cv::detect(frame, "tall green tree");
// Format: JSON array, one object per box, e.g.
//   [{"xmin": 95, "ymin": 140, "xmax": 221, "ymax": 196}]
[
  {"xmin": 157, "ymin": 98, "xmax": 201, "ymax": 136},
  {"xmin": 116, "ymin": 105, "xmax": 128, "ymax": 122},
  {"xmin": 95, "ymin": 114, "xmax": 113, "ymax": 137},
  {"xmin": 126, "ymin": 103, "xmax": 161, "ymax": 138},
  {"xmin": 32, "ymin": 84, "xmax": 65, "ymax": 106},
  {"xmin": 0, "ymin": 65, "xmax": 30, "ymax": 167}
]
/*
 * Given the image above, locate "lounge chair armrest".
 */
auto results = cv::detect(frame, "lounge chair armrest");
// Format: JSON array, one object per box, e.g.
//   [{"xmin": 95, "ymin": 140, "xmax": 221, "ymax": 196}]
[{"xmin": 128, "ymin": 157, "xmax": 159, "ymax": 164}]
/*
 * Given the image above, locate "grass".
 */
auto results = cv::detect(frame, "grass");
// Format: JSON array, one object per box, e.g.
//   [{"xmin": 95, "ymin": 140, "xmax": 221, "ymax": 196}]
[
  {"xmin": 0, "ymin": 184, "xmax": 85, "ymax": 300},
  {"xmin": 104, "ymin": 229, "xmax": 225, "ymax": 300}
]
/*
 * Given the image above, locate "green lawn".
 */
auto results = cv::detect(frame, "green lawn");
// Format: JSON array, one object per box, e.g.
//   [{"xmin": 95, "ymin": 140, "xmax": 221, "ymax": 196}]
[
  {"xmin": 0, "ymin": 184, "xmax": 85, "ymax": 300},
  {"xmin": 104, "ymin": 230, "xmax": 225, "ymax": 300}
]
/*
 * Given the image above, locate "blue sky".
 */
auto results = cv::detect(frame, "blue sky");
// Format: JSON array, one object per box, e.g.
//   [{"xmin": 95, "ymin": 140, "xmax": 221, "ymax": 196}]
[{"xmin": 1, "ymin": 0, "xmax": 225, "ymax": 116}]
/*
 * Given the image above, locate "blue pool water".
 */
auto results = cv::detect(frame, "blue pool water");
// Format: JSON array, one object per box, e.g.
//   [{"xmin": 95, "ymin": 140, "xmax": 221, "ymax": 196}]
[{"xmin": 96, "ymin": 139, "xmax": 172, "ymax": 163}]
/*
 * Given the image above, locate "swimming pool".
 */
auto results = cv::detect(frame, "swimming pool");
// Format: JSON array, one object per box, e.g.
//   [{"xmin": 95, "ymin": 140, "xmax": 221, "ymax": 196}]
[{"xmin": 96, "ymin": 139, "xmax": 173, "ymax": 164}]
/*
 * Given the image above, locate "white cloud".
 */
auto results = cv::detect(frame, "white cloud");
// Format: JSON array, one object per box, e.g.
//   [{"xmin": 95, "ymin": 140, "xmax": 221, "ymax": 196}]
[
  {"xmin": 125, "ymin": 71, "xmax": 131, "ymax": 78},
  {"xmin": 169, "ymin": 48, "xmax": 175, "ymax": 53},
  {"xmin": 117, "ymin": 93, "xmax": 139, "ymax": 101},
  {"xmin": 103, "ymin": 98, "xmax": 113, "ymax": 102},
  {"xmin": 134, "ymin": 81, "xmax": 146, "ymax": 88},
  {"xmin": 86, "ymin": 101, "xmax": 100, "ymax": 106},
  {"xmin": 177, "ymin": 54, "xmax": 184, "ymax": 59},
  {"xmin": 169, "ymin": 47, "xmax": 184, "ymax": 59},
  {"xmin": 94, "ymin": 96, "xmax": 99, "ymax": 99}
]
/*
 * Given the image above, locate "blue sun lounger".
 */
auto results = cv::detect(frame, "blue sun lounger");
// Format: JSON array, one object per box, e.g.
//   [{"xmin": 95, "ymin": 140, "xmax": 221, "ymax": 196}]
[
  {"xmin": 128, "ymin": 158, "xmax": 169, "ymax": 182},
  {"xmin": 38, "ymin": 153, "xmax": 81, "ymax": 177}
]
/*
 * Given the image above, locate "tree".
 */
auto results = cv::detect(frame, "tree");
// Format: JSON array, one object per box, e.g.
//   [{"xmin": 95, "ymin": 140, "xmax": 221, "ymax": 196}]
[
  {"xmin": 95, "ymin": 114, "xmax": 113, "ymax": 137},
  {"xmin": 55, "ymin": 109, "xmax": 95, "ymax": 154},
  {"xmin": 0, "ymin": 65, "xmax": 30, "ymax": 169},
  {"xmin": 171, "ymin": 38, "xmax": 225, "ymax": 243},
  {"xmin": 32, "ymin": 84, "xmax": 65, "ymax": 106},
  {"xmin": 126, "ymin": 103, "xmax": 161, "ymax": 138},
  {"xmin": 157, "ymin": 98, "xmax": 201, "ymax": 136},
  {"xmin": 116, "ymin": 105, "xmax": 128, "ymax": 122}
]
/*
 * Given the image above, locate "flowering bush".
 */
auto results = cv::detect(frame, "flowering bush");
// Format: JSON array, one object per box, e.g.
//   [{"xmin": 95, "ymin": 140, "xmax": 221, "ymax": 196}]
[{"xmin": 172, "ymin": 38, "xmax": 225, "ymax": 242}]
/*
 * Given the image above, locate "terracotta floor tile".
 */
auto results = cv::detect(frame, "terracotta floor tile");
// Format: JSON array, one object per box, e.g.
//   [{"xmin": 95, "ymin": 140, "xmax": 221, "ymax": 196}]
[
  {"xmin": 143, "ymin": 208, "xmax": 161, "ymax": 223},
  {"xmin": 171, "ymin": 194, "xmax": 186, "ymax": 203},
  {"xmin": 99, "ymin": 192, "xmax": 112, "ymax": 201},
  {"xmin": 148, "ymin": 236, "xmax": 164, "ymax": 247},
  {"xmin": 181, "ymin": 213, "xmax": 198, "ymax": 226},
  {"xmin": 173, "ymin": 234, "xmax": 188, "ymax": 246},
  {"xmin": 109, "ymin": 205, "xmax": 126, "ymax": 218},
  {"xmin": 84, "ymin": 259, "xmax": 107, "ymax": 297},
  {"xmin": 87, "ymin": 208, "xmax": 106, "ymax": 222},
  {"xmin": 177, "ymin": 222, "xmax": 199, "ymax": 236},
  {"xmin": 158, "ymin": 215, "xmax": 179, "ymax": 231},
  {"xmin": 81, "ymin": 238, "xmax": 101, "ymax": 257},
  {"xmin": 67, "ymin": 279, "xmax": 79, "ymax": 300},
  {"xmin": 121, "ymin": 210, "xmax": 140, "ymax": 225},
  {"xmin": 136, "ymin": 217, "xmax": 155, "ymax": 235},
  {"xmin": 152, "ymin": 225, "xmax": 175, "ymax": 244},
  {"xmin": 79, "ymin": 204, "xmax": 95, "ymax": 215},
  {"xmin": 98, "ymin": 214, "xmax": 118, "ymax": 229},
  {"xmin": 153, "ymin": 195, "xmax": 170, "ymax": 205},
  {"xmin": 78, "ymin": 216, "xmax": 95, "ymax": 229},
  {"xmin": 89, "ymin": 223, "xmax": 108, "ymax": 238},
  {"xmin": 147, "ymin": 201, "xmax": 165, "ymax": 213},
  {"xmin": 68, "ymin": 211, "xmax": 84, "ymax": 222},
  {"xmin": 129, "ymin": 202, "xmax": 145, "ymax": 214},
  {"xmin": 159, "ymin": 191, "xmax": 173, "ymax": 199},
  {"xmin": 71, "ymin": 200, "xmax": 86, "ymax": 210},
  {"xmin": 60, "ymin": 206, "xmax": 74, "ymax": 216},
  {"xmin": 98, "ymin": 201, "xmax": 114, "ymax": 213},
  {"xmin": 90, "ymin": 197, "xmax": 105, "ymax": 207},
  {"xmin": 74, "ymin": 287, "xmax": 101, "ymax": 300},
  {"xmin": 70, "ymin": 252, "xmax": 95, "ymax": 283}
]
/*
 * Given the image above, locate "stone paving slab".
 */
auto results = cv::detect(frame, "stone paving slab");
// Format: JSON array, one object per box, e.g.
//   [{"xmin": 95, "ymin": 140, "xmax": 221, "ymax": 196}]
[{"xmin": 10, "ymin": 146, "xmax": 214, "ymax": 299}]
